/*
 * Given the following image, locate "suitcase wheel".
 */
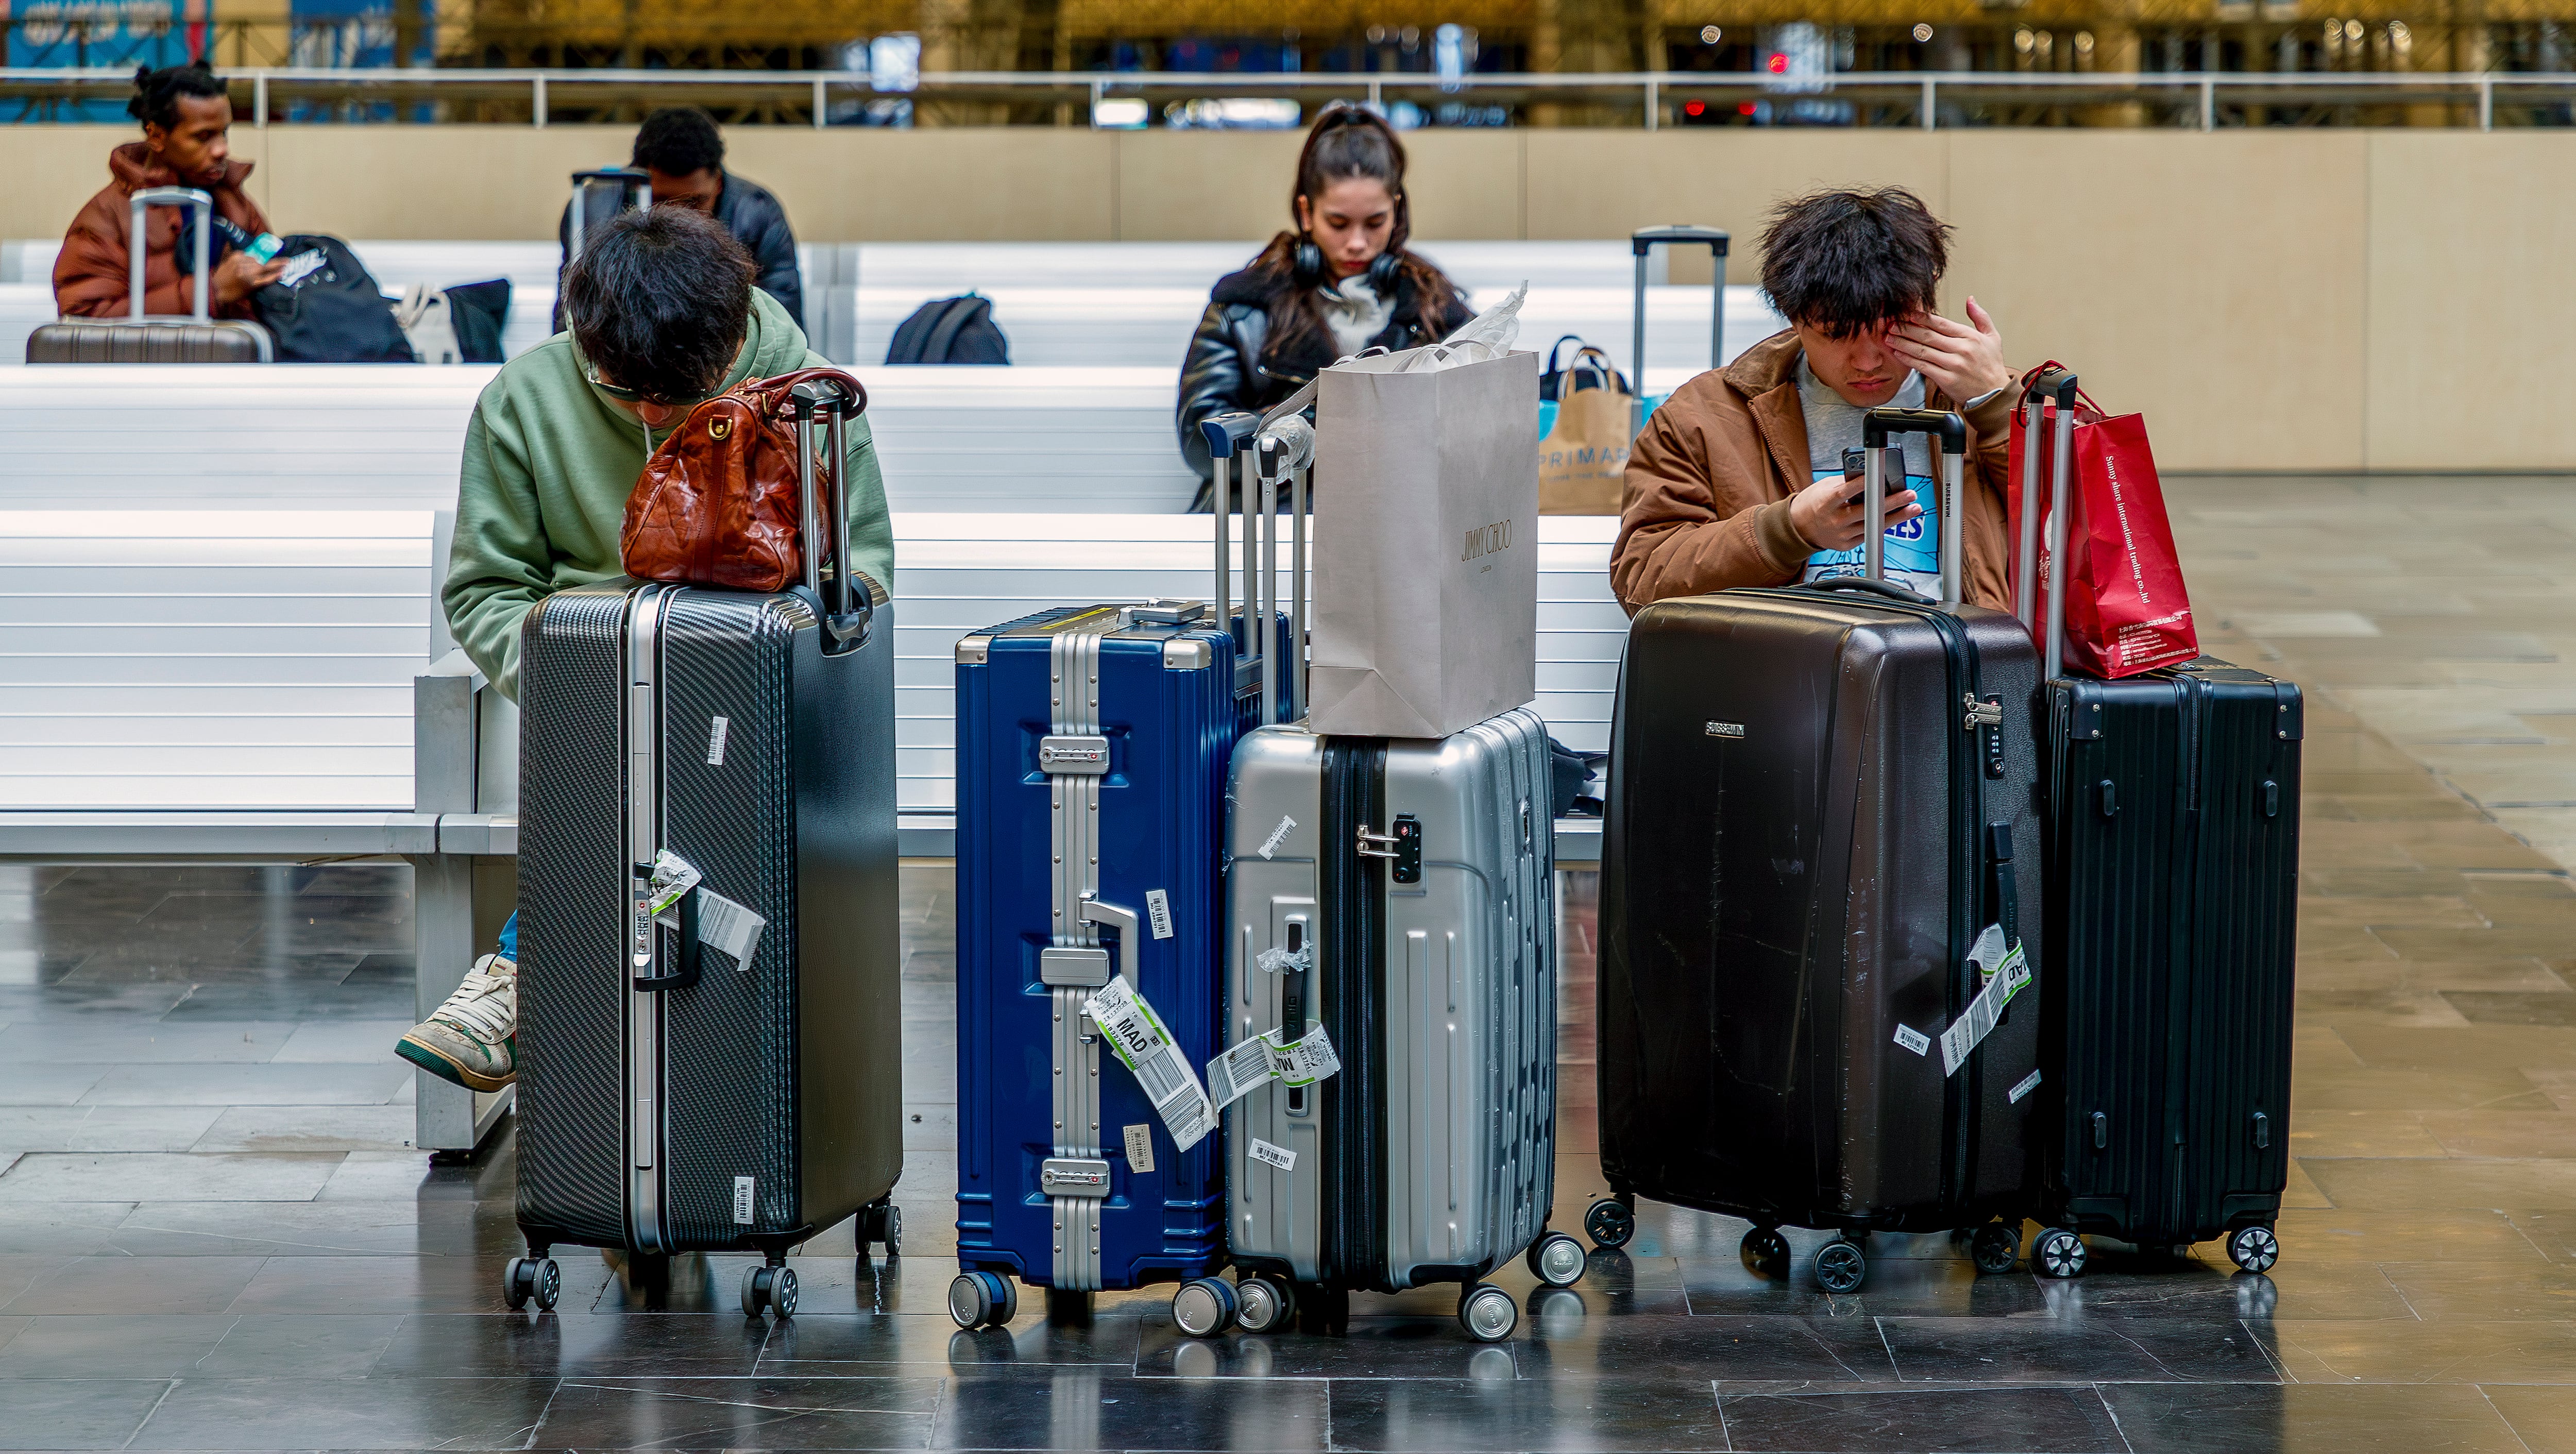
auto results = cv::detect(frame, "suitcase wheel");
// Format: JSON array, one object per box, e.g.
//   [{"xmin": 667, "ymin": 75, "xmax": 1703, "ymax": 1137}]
[
  {"xmin": 947, "ymin": 1271, "xmax": 1018, "ymax": 1330},
  {"xmin": 2032, "ymin": 1228, "xmax": 2089, "ymax": 1279},
  {"xmin": 1812, "ymin": 1238, "xmax": 1868, "ymax": 1294},
  {"xmin": 861, "ymin": 1199, "xmax": 902, "ymax": 1257},
  {"xmin": 1172, "ymin": 1276, "xmax": 1239, "ymax": 1338},
  {"xmin": 741, "ymin": 1264, "xmax": 799, "ymax": 1318},
  {"xmin": 1526, "ymin": 1231, "xmax": 1587, "ymax": 1289},
  {"xmin": 1740, "ymin": 1226, "xmax": 1791, "ymax": 1277},
  {"xmin": 1583, "ymin": 1197, "xmax": 1636, "ymax": 1251},
  {"xmin": 501, "ymin": 1256, "xmax": 560, "ymax": 1312},
  {"xmin": 2226, "ymin": 1225, "xmax": 2281, "ymax": 1275},
  {"xmin": 1969, "ymin": 1222, "xmax": 2024, "ymax": 1276},
  {"xmin": 1234, "ymin": 1273, "xmax": 1296, "ymax": 1334},
  {"xmin": 1458, "ymin": 1282, "xmax": 1519, "ymax": 1343}
]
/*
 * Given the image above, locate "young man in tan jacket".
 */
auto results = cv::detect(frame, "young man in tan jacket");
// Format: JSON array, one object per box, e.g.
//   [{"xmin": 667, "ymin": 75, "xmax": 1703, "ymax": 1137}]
[{"xmin": 1611, "ymin": 188, "xmax": 2019, "ymax": 613}]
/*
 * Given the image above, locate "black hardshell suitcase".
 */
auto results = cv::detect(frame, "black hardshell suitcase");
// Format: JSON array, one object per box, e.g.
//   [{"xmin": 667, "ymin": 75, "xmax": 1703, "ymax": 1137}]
[
  {"xmin": 2013, "ymin": 369, "xmax": 2302, "ymax": 1280},
  {"xmin": 27, "ymin": 185, "xmax": 273, "ymax": 363},
  {"xmin": 505, "ymin": 375, "xmax": 902, "ymax": 1319},
  {"xmin": 1595, "ymin": 408, "xmax": 2047, "ymax": 1293}
]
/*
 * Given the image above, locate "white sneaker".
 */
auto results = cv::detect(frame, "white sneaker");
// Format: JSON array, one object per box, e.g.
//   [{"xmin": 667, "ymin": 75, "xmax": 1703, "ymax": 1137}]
[{"xmin": 397, "ymin": 953, "xmax": 518, "ymax": 1092}]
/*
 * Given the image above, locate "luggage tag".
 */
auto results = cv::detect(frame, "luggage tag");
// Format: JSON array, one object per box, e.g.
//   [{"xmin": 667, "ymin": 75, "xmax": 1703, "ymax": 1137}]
[
  {"xmin": 1204, "ymin": 1024, "xmax": 1343, "ymax": 1112},
  {"xmin": 647, "ymin": 851, "xmax": 702, "ymax": 925},
  {"xmin": 695, "ymin": 889, "xmax": 767, "ymax": 970},
  {"xmin": 1083, "ymin": 975, "xmax": 1217, "ymax": 1152},
  {"xmin": 1937, "ymin": 925, "xmax": 2030, "ymax": 1076}
]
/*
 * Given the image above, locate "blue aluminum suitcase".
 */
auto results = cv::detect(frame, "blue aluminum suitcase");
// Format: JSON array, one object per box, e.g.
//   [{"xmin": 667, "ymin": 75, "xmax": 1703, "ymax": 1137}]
[{"xmin": 948, "ymin": 421, "xmax": 1296, "ymax": 1325}]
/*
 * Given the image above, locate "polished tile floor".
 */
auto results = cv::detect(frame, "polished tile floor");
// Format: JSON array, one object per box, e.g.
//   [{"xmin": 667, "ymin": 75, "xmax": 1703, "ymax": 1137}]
[{"xmin": 3, "ymin": 478, "xmax": 2574, "ymax": 1450}]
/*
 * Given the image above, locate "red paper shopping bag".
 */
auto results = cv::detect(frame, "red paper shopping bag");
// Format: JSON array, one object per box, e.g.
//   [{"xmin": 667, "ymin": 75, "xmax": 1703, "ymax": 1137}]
[{"xmin": 2007, "ymin": 365, "xmax": 2198, "ymax": 679}]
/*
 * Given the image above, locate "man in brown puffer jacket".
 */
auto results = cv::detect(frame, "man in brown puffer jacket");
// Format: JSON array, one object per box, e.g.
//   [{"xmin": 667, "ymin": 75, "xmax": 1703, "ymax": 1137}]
[
  {"xmin": 1612, "ymin": 187, "xmax": 2019, "ymax": 615},
  {"xmin": 55, "ymin": 60, "xmax": 284, "ymax": 319}
]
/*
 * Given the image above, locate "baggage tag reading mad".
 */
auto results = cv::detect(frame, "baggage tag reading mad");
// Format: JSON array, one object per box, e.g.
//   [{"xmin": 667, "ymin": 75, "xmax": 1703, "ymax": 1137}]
[
  {"xmin": 1204, "ymin": 1024, "xmax": 1342, "ymax": 1113},
  {"xmin": 1937, "ymin": 927, "xmax": 2031, "ymax": 1076},
  {"xmin": 1082, "ymin": 975, "xmax": 1216, "ymax": 1152}
]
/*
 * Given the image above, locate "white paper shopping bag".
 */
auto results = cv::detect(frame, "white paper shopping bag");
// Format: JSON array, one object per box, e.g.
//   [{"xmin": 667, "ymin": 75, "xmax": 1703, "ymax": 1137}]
[{"xmin": 1309, "ymin": 345, "xmax": 1540, "ymax": 739}]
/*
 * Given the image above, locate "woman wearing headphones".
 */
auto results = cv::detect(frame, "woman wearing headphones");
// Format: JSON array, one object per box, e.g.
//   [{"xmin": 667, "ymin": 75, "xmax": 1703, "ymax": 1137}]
[{"xmin": 1175, "ymin": 104, "xmax": 1473, "ymax": 510}]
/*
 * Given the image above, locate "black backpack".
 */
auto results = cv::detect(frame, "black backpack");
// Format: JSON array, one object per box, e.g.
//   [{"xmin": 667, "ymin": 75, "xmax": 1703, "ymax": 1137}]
[
  {"xmin": 886, "ymin": 293, "xmax": 1010, "ymax": 365},
  {"xmin": 252, "ymin": 236, "xmax": 416, "ymax": 364}
]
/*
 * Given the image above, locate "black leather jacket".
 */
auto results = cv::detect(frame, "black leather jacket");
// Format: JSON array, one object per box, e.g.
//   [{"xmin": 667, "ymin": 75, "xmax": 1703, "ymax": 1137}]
[
  {"xmin": 557, "ymin": 170, "xmax": 803, "ymax": 328},
  {"xmin": 1175, "ymin": 256, "xmax": 1473, "ymax": 496}
]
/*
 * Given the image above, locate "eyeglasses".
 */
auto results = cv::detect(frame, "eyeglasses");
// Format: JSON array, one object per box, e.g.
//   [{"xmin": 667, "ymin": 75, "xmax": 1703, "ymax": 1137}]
[{"xmin": 583, "ymin": 361, "xmax": 648, "ymax": 404}]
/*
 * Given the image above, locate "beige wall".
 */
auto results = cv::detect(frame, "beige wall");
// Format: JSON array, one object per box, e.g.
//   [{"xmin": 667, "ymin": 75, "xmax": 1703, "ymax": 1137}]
[{"xmin": 11, "ymin": 124, "xmax": 2571, "ymax": 471}]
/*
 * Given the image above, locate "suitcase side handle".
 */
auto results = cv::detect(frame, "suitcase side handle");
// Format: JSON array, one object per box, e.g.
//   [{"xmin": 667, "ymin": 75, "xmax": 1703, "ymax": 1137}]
[
  {"xmin": 1076, "ymin": 894, "xmax": 1140, "ymax": 988},
  {"xmin": 128, "ymin": 186, "xmax": 214, "ymax": 322},
  {"xmin": 632, "ymin": 881, "xmax": 704, "ymax": 992}
]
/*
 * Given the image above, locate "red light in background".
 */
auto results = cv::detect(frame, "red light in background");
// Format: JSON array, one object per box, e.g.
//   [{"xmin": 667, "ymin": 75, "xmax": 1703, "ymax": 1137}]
[
  {"xmin": 1767, "ymin": 53, "xmax": 1788, "ymax": 73},
  {"xmin": 1684, "ymin": 99, "xmax": 1706, "ymax": 116},
  {"xmin": 1738, "ymin": 100, "xmax": 1757, "ymax": 114}
]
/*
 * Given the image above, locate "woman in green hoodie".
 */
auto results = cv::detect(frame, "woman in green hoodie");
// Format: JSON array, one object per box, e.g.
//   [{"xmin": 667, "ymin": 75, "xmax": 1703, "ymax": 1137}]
[{"xmin": 399, "ymin": 207, "xmax": 895, "ymax": 1094}]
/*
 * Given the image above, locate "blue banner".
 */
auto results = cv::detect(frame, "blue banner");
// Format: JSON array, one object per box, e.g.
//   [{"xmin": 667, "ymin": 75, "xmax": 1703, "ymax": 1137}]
[{"xmin": 6, "ymin": 1, "xmax": 205, "ymax": 123}]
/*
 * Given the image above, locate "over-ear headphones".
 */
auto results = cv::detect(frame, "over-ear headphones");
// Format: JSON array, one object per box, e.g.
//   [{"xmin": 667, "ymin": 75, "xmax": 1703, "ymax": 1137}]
[{"xmin": 1293, "ymin": 236, "xmax": 1404, "ymax": 296}]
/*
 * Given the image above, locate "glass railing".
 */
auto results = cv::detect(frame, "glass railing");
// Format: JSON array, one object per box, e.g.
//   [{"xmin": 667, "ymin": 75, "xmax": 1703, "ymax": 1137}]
[{"xmin": 0, "ymin": 66, "xmax": 2568, "ymax": 129}]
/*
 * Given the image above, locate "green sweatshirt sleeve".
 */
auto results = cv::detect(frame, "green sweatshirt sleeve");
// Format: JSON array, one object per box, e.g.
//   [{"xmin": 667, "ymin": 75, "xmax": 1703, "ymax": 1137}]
[
  {"xmin": 442, "ymin": 387, "xmax": 550, "ymax": 703},
  {"xmin": 840, "ymin": 411, "xmax": 896, "ymax": 600}
]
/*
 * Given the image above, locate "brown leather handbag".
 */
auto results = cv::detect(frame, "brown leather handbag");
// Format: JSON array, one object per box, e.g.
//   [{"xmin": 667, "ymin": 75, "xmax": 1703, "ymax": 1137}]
[{"xmin": 620, "ymin": 366, "xmax": 868, "ymax": 593}]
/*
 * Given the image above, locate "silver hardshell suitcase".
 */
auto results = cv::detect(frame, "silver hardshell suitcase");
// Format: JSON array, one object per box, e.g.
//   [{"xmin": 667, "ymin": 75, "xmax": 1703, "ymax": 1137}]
[
  {"xmin": 1167, "ymin": 411, "xmax": 1586, "ymax": 1346},
  {"xmin": 27, "ymin": 186, "xmax": 274, "ymax": 363}
]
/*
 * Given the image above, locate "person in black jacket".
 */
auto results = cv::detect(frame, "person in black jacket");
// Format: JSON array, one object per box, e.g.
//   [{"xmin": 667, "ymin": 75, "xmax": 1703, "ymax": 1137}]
[
  {"xmin": 556, "ymin": 106, "xmax": 803, "ymax": 327},
  {"xmin": 1176, "ymin": 104, "xmax": 1473, "ymax": 509}
]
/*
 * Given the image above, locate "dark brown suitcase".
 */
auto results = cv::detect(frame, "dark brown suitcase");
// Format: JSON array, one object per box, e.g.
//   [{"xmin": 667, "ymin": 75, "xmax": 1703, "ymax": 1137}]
[
  {"xmin": 25, "ymin": 185, "xmax": 272, "ymax": 364},
  {"xmin": 1592, "ymin": 408, "xmax": 2046, "ymax": 1293}
]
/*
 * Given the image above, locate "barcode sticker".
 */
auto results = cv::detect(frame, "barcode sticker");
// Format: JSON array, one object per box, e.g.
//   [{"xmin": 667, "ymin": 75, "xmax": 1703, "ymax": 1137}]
[
  {"xmin": 732, "ymin": 1175, "xmax": 755, "ymax": 1225},
  {"xmin": 1938, "ymin": 933, "xmax": 2031, "ymax": 1076},
  {"xmin": 2008, "ymin": 1069, "xmax": 2043, "ymax": 1104},
  {"xmin": 1122, "ymin": 1123, "xmax": 1156, "ymax": 1173},
  {"xmin": 1206, "ymin": 1036, "xmax": 1278, "ymax": 1112},
  {"xmin": 706, "ymin": 715, "xmax": 731, "ymax": 767},
  {"xmin": 1083, "ymin": 975, "xmax": 1216, "ymax": 1152},
  {"xmin": 1145, "ymin": 889, "xmax": 1175, "ymax": 940},
  {"xmin": 1893, "ymin": 1024, "xmax": 1931, "ymax": 1056},
  {"xmin": 1249, "ymin": 1137, "xmax": 1296, "ymax": 1172},
  {"xmin": 697, "ymin": 889, "xmax": 767, "ymax": 970},
  {"xmin": 1256, "ymin": 815, "xmax": 1297, "ymax": 860}
]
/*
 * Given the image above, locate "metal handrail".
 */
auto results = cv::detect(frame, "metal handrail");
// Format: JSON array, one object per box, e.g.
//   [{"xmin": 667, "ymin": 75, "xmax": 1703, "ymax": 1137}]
[{"xmin": 1, "ymin": 66, "xmax": 2563, "ymax": 132}]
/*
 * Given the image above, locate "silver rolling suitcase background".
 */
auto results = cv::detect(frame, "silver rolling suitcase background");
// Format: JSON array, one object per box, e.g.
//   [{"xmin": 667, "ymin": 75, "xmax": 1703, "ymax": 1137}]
[
  {"xmin": 27, "ymin": 186, "xmax": 275, "ymax": 363},
  {"xmin": 504, "ymin": 375, "xmax": 902, "ymax": 1320},
  {"xmin": 1171, "ymin": 411, "xmax": 1586, "ymax": 1346}
]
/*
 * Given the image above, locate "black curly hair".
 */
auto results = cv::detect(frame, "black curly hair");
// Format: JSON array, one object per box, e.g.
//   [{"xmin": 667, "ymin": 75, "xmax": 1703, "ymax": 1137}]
[
  {"xmin": 631, "ymin": 106, "xmax": 725, "ymax": 177},
  {"xmin": 564, "ymin": 208, "xmax": 754, "ymax": 408},
  {"xmin": 1759, "ymin": 187, "xmax": 1953, "ymax": 340},
  {"xmin": 129, "ymin": 59, "xmax": 227, "ymax": 132}
]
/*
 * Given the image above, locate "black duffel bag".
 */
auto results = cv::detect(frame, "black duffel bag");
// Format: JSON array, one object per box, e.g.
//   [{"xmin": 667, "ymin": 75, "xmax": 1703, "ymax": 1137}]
[{"xmin": 252, "ymin": 235, "xmax": 416, "ymax": 363}]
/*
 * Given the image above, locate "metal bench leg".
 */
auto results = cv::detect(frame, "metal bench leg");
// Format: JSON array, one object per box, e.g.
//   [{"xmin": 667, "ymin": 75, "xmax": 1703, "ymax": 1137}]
[{"xmin": 410, "ymin": 852, "xmax": 515, "ymax": 1158}]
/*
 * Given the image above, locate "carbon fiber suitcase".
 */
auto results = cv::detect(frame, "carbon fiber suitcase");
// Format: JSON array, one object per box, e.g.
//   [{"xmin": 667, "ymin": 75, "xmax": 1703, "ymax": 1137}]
[
  {"xmin": 2011, "ymin": 370, "xmax": 2302, "ymax": 1280},
  {"xmin": 1163, "ymin": 412, "xmax": 1584, "ymax": 1346},
  {"xmin": 503, "ymin": 376, "xmax": 900, "ymax": 1320},
  {"xmin": 1594, "ymin": 408, "xmax": 2047, "ymax": 1294},
  {"xmin": 27, "ymin": 185, "xmax": 273, "ymax": 364}
]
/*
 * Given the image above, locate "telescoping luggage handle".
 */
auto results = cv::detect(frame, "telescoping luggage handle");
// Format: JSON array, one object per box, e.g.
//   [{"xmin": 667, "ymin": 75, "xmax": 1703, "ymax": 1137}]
[
  {"xmin": 787, "ymin": 374, "xmax": 876, "ymax": 653},
  {"xmin": 1814, "ymin": 407, "xmax": 1969, "ymax": 607},
  {"xmin": 567, "ymin": 168, "xmax": 651, "ymax": 264},
  {"xmin": 127, "ymin": 186, "xmax": 216, "ymax": 322},
  {"xmin": 1629, "ymin": 225, "xmax": 1731, "ymax": 436},
  {"xmin": 1200, "ymin": 403, "xmax": 1314, "ymax": 726},
  {"xmin": 2013, "ymin": 367, "xmax": 2081, "ymax": 681}
]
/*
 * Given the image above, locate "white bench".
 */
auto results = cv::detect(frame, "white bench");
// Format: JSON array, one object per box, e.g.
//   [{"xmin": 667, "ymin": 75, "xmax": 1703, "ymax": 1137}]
[{"xmin": 0, "ymin": 362, "xmax": 1199, "ymax": 512}]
